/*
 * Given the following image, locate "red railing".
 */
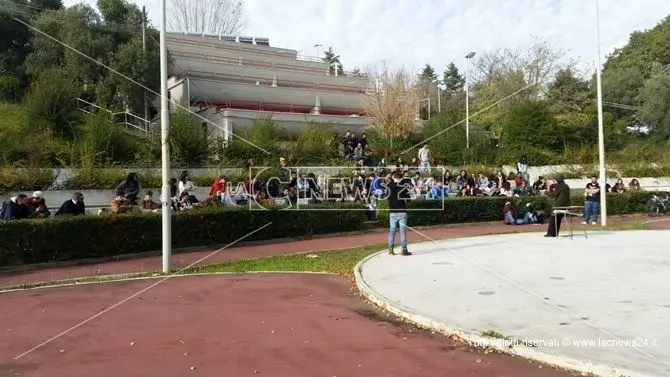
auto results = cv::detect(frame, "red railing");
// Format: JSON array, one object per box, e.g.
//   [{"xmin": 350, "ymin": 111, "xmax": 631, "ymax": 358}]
[
  {"xmin": 183, "ymin": 70, "xmax": 369, "ymax": 94},
  {"xmin": 191, "ymin": 99, "xmax": 367, "ymax": 116}
]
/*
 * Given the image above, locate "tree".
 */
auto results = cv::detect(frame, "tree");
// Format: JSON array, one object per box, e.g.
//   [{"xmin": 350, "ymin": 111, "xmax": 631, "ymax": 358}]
[
  {"xmin": 637, "ymin": 68, "xmax": 670, "ymax": 141},
  {"xmin": 169, "ymin": 111, "xmax": 210, "ymax": 166},
  {"xmin": 501, "ymin": 100, "xmax": 561, "ymax": 154},
  {"xmin": 323, "ymin": 47, "xmax": 344, "ymax": 76},
  {"xmin": 442, "ymin": 62, "xmax": 464, "ymax": 92},
  {"xmin": 470, "ymin": 38, "xmax": 566, "ymax": 136},
  {"xmin": 167, "ymin": 0, "xmax": 244, "ymax": 35},
  {"xmin": 23, "ymin": 68, "xmax": 81, "ymax": 140},
  {"xmin": 547, "ymin": 68, "xmax": 594, "ymax": 147},
  {"xmin": 599, "ymin": 66, "xmax": 645, "ymax": 120},
  {"xmin": 364, "ymin": 65, "xmax": 419, "ymax": 143}
]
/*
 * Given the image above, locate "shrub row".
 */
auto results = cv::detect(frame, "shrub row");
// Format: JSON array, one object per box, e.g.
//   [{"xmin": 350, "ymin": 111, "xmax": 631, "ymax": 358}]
[
  {"xmin": 375, "ymin": 191, "xmax": 657, "ymax": 226},
  {"xmin": 3, "ymin": 163, "xmax": 670, "ymax": 192},
  {"xmin": 0, "ymin": 203, "xmax": 366, "ymax": 267},
  {"xmin": 0, "ymin": 191, "xmax": 660, "ymax": 267}
]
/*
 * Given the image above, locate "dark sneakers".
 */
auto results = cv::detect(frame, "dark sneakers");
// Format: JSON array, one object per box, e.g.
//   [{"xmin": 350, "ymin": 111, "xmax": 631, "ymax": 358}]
[{"xmin": 388, "ymin": 249, "xmax": 412, "ymax": 256}]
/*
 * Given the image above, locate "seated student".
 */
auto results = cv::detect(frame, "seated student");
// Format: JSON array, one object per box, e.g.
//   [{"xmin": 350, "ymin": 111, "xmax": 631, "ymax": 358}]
[
  {"xmin": 176, "ymin": 191, "xmax": 200, "ymax": 211},
  {"xmin": 55, "ymin": 192, "xmax": 86, "ymax": 216},
  {"xmin": 139, "ymin": 190, "xmax": 161, "ymax": 213},
  {"xmin": 503, "ymin": 201, "xmax": 525, "ymax": 225},
  {"xmin": 1, "ymin": 194, "xmax": 29, "ymax": 220},
  {"xmin": 23, "ymin": 191, "xmax": 50, "ymax": 218},
  {"xmin": 428, "ymin": 181, "xmax": 450, "ymax": 199},
  {"xmin": 110, "ymin": 194, "xmax": 135, "ymax": 214},
  {"xmin": 523, "ymin": 202, "xmax": 542, "ymax": 224}
]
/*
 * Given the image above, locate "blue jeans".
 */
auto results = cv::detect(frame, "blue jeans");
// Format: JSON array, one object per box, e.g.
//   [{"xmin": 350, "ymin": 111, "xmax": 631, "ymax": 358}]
[
  {"xmin": 388, "ymin": 212, "xmax": 408, "ymax": 250},
  {"xmin": 584, "ymin": 200, "xmax": 598, "ymax": 223}
]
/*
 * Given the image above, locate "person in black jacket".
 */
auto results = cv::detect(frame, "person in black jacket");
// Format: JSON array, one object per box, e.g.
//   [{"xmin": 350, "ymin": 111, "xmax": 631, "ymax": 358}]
[
  {"xmin": 55, "ymin": 192, "xmax": 86, "ymax": 216},
  {"xmin": 544, "ymin": 175, "xmax": 571, "ymax": 237},
  {"xmin": 0, "ymin": 194, "xmax": 28, "ymax": 220},
  {"xmin": 387, "ymin": 171, "xmax": 412, "ymax": 256}
]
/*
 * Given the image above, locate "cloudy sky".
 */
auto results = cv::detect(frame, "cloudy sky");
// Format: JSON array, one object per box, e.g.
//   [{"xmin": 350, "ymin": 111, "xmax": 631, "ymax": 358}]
[{"xmin": 65, "ymin": 0, "xmax": 670, "ymax": 75}]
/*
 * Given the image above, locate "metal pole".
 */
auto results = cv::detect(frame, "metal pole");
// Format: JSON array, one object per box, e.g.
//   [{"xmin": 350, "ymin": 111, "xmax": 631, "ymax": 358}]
[
  {"xmin": 142, "ymin": 6, "xmax": 149, "ymax": 126},
  {"xmin": 437, "ymin": 83, "xmax": 441, "ymax": 113},
  {"xmin": 595, "ymin": 0, "xmax": 607, "ymax": 226},
  {"xmin": 427, "ymin": 98, "xmax": 431, "ymax": 119},
  {"xmin": 465, "ymin": 57, "xmax": 470, "ymax": 149},
  {"xmin": 160, "ymin": 0, "xmax": 172, "ymax": 272}
]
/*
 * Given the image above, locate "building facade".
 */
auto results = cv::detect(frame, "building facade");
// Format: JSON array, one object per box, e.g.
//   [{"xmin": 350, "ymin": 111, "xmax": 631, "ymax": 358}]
[{"xmin": 165, "ymin": 33, "xmax": 375, "ymax": 142}]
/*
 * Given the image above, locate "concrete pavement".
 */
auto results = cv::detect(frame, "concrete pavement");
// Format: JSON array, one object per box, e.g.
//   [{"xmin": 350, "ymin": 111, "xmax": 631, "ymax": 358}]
[{"xmin": 355, "ymin": 230, "xmax": 670, "ymax": 377}]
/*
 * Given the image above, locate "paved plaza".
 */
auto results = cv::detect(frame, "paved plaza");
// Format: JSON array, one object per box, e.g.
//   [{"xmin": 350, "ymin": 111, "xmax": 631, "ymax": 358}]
[{"xmin": 356, "ymin": 230, "xmax": 670, "ymax": 377}]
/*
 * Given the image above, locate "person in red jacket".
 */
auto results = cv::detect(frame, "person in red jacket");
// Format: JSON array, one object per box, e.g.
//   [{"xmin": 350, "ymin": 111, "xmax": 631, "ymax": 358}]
[{"xmin": 209, "ymin": 175, "xmax": 227, "ymax": 199}]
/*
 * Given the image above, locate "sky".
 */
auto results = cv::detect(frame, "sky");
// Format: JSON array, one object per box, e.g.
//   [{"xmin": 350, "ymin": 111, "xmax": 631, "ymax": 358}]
[{"xmin": 64, "ymin": 0, "xmax": 670, "ymax": 76}]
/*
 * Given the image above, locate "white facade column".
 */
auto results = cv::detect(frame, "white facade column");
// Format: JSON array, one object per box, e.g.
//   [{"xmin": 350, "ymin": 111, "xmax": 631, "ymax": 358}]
[
  {"xmin": 272, "ymin": 75, "xmax": 277, "ymax": 87},
  {"xmin": 222, "ymin": 115, "xmax": 231, "ymax": 143},
  {"xmin": 311, "ymin": 96, "xmax": 321, "ymax": 115}
]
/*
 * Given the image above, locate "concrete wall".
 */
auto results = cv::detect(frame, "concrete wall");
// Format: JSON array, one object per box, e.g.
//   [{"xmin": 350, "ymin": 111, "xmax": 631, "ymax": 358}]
[
  {"xmin": 167, "ymin": 35, "xmax": 329, "ymax": 71},
  {"xmin": 187, "ymin": 78, "xmax": 367, "ymax": 111},
  {"xmin": 171, "ymin": 54, "xmax": 370, "ymax": 92}
]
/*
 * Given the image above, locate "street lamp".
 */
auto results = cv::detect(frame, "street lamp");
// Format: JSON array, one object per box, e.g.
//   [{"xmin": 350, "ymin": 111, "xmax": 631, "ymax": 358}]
[
  {"xmin": 595, "ymin": 0, "xmax": 607, "ymax": 226},
  {"xmin": 434, "ymin": 79, "xmax": 441, "ymax": 113},
  {"xmin": 314, "ymin": 43, "xmax": 323, "ymax": 58},
  {"xmin": 465, "ymin": 51, "xmax": 476, "ymax": 149}
]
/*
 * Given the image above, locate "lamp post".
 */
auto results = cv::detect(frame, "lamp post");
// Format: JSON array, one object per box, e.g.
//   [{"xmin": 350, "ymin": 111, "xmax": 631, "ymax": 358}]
[
  {"xmin": 595, "ymin": 0, "xmax": 607, "ymax": 226},
  {"xmin": 435, "ymin": 80, "xmax": 441, "ymax": 113},
  {"xmin": 159, "ymin": 0, "xmax": 172, "ymax": 273},
  {"xmin": 465, "ymin": 51, "xmax": 476, "ymax": 149},
  {"xmin": 314, "ymin": 43, "xmax": 323, "ymax": 58}
]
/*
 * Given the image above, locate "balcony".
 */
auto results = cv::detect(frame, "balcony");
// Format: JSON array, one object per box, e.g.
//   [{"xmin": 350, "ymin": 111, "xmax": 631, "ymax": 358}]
[
  {"xmin": 172, "ymin": 54, "xmax": 370, "ymax": 93},
  {"xmin": 166, "ymin": 34, "xmax": 329, "ymax": 71},
  {"xmin": 187, "ymin": 77, "xmax": 368, "ymax": 111},
  {"xmin": 170, "ymin": 50, "xmax": 369, "ymax": 80}
]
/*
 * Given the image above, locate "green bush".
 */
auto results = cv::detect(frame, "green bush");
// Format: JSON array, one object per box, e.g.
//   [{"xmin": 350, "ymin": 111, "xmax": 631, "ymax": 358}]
[
  {"xmin": 376, "ymin": 196, "xmax": 552, "ymax": 226},
  {"xmin": 0, "ymin": 168, "xmax": 56, "ymax": 193},
  {"xmin": 0, "ymin": 204, "xmax": 366, "ymax": 267},
  {"xmin": 376, "ymin": 191, "xmax": 656, "ymax": 226},
  {"xmin": 570, "ymin": 191, "xmax": 655, "ymax": 215},
  {"xmin": 64, "ymin": 169, "xmax": 161, "ymax": 190}
]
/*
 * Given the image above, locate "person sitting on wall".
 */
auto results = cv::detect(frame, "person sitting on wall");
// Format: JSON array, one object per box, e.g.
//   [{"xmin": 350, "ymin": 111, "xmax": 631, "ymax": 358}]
[
  {"xmin": 110, "ymin": 191, "xmax": 136, "ymax": 214},
  {"xmin": 25, "ymin": 191, "xmax": 50, "ymax": 218},
  {"xmin": 1, "ymin": 194, "xmax": 28, "ymax": 220},
  {"xmin": 139, "ymin": 190, "xmax": 161, "ymax": 213},
  {"xmin": 116, "ymin": 172, "xmax": 141, "ymax": 205},
  {"xmin": 177, "ymin": 191, "xmax": 200, "ymax": 211},
  {"xmin": 55, "ymin": 192, "xmax": 86, "ymax": 216}
]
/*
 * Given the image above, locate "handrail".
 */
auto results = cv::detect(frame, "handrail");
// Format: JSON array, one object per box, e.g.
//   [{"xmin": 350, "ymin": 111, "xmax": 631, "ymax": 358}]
[
  {"xmin": 184, "ymin": 70, "xmax": 370, "ymax": 93},
  {"xmin": 172, "ymin": 50, "xmax": 368, "ymax": 79}
]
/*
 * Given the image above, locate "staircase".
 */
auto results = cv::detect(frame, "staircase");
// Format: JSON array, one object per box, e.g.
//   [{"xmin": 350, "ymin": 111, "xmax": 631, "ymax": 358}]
[{"xmin": 76, "ymin": 98, "xmax": 151, "ymax": 133}]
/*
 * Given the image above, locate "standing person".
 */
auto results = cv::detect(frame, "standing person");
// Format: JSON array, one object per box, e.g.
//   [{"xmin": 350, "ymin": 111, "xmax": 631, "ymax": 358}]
[
  {"xmin": 544, "ymin": 175, "xmax": 571, "ymax": 238},
  {"xmin": 387, "ymin": 171, "xmax": 412, "ymax": 256},
  {"xmin": 418, "ymin": 144, "xmax": 431, "ymax": 173},
  {"xmin": 583, "ymin": 175, "xmax": 600, "ymax": 225},
  {"xmin": 517, "ymin": 156, "xmax": 529, "ymax": 182}
]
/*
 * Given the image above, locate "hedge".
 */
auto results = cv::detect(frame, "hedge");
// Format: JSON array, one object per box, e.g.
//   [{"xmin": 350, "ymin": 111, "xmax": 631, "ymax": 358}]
[
  {"xmin": 0, "ymin": 191, "xmax": 660, "ymax": 267},
  {"xmin": 376, "ymin": 196, "xmax": 552, "ymax": 226},
  {"xmin": 376, "ymin": 191, "xmax": 657, "ymax": 226},
  {"xmin": 0, "ymin": 203, "xmax": 366, "ymax": 267}
]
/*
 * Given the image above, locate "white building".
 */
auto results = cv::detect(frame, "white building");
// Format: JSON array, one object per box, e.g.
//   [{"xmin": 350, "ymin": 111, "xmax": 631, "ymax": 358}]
[{"xmin": 165, "ymin": 33, "xmax": 376, "ymax": 142}]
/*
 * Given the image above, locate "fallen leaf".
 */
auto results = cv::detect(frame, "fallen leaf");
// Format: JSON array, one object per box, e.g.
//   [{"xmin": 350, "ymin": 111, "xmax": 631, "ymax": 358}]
[
  {"xmin": 130, "ymin": 342, "xmax": 135, "ymax": 346},
  {"xmin": 189, "ymin": 366, "xmax": 195, "ymax": 370},
  {"xmin": 475, "ymin": 359, "xmax": 482, "ymax": 363}
]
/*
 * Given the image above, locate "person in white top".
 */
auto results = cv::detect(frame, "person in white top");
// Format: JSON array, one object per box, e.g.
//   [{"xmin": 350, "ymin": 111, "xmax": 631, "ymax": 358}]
[
  {"xmin": 178, "ymin": 170, "xmax": 195, "ymax": 197},
  {"xmin": 418, "ymin": 144, "xmax": 431, "ymax": 173}
]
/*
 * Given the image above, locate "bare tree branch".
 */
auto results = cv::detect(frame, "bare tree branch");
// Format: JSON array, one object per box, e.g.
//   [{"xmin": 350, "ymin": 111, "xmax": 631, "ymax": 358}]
[
  {"xmin": 364, "ymin": 64, "xmax": 419, "ymax": 139},
  {"xmin": 167, "ymin": 0, "xmax": 244, "ymax": 35}
]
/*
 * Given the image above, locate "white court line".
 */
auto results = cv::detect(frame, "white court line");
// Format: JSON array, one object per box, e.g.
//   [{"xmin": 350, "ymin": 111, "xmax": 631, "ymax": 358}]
[{"xmin": 13, "ymin": 222, "xmax": 273, "ymax": 360}]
